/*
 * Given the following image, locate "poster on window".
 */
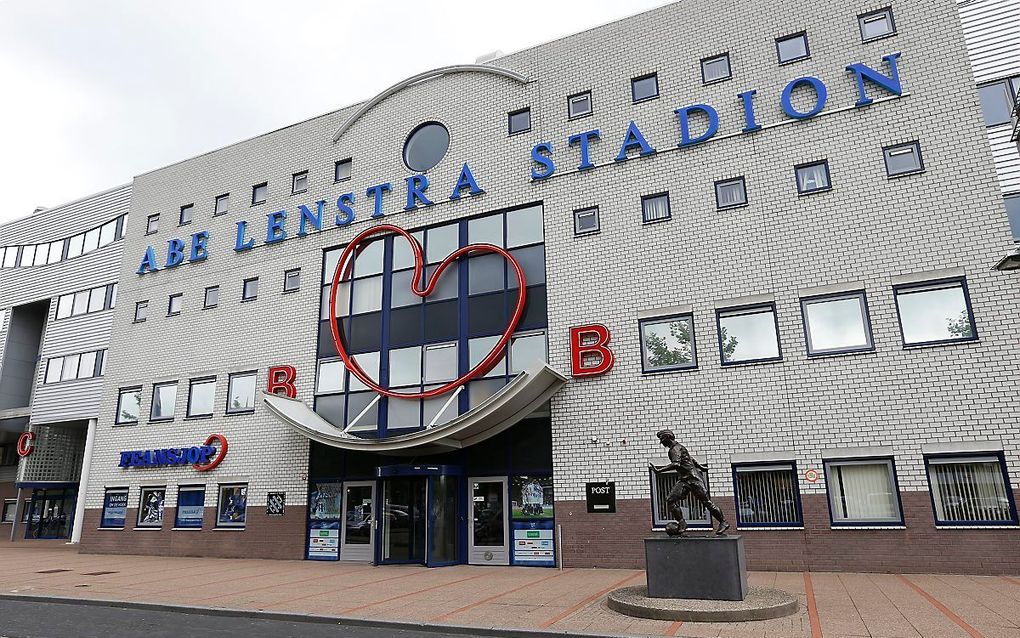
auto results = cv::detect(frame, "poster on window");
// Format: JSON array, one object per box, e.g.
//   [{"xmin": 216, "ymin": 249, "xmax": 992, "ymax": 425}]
[
  {"xmin": 511, "ymin": 476, "xmax": 554, "ymax": 520},
  {"xmin": 138, "ymin": 489, "xmax": 165, "ymax": 527},
  {"xmin": 307, "ymin": 521, "xmax": 340, "ymax": 560},
  {"xmin": 175, "ymin": 489, "xmax": 205, "ymax": 528},
  {"xmin": 511, "ymin": 519, "xmax": 555, "ymax": 567},
  {"xmin": 218, "ymin": 485, "xmax": 247, "ymax": 526},
  {"xmin": 101, "ymin": 491, "xmax": 128, "ymax": 528},
  {"xmin": 309, "ymin": 482, "xmax": 343, "ymax": 520},
  {"xmin": 267, "ymin": 492, "xmax": 286, "ymax": 517}
]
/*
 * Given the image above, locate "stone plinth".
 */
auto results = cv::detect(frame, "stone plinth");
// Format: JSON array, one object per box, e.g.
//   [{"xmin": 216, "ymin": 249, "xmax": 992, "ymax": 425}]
[{"xmin": 644, "ymin": 535, "xmax": 747, "ymax": 601}]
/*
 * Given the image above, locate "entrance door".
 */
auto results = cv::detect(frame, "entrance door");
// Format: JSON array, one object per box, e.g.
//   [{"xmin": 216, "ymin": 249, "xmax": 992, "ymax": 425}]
[
  {"xmin": 24, "ymin": 488, "xmax": 76, "ymax": 540},
  {"xmin": 340, "ymin": 481, "xmax": 375, "ymax": 561},
  {"xmin": 468, "ymin": 476, "xmax": 509, "ymax": 565},
  {"xmin": 381, "ymin": 477, "xmax": 426, "ymax": 563},
  {"xmin": 427, "ymin": 475, "xmax": 460, "ymax": 567}
]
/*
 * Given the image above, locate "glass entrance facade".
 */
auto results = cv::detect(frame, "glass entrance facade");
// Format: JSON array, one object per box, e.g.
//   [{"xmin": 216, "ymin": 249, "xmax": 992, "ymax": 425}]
[{"xmin": 23, "ymin": 486, "xmax": 77, "ymax": 539}]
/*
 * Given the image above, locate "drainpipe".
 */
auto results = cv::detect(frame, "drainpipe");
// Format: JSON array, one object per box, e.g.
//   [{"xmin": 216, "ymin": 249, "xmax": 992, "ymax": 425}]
[{"xmin": 69, "ymin": 418, "xmax": 97, "ymax": 544}]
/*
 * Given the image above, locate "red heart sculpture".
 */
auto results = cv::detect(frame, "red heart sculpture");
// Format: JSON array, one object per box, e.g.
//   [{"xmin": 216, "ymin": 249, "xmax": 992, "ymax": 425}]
[{"xmin": 328, "ymin": 223, "xmax": 527, "ymax": 400}]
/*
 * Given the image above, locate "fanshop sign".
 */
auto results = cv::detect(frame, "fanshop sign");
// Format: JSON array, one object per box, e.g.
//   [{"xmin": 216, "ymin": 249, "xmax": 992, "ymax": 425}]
[
  {"xmin": 135, "ymin": 53, "xmax": 904, "ymax": 277},
  {"xmin": 118, "ymin": 434, "xmax": 228, "ymax": 472}
]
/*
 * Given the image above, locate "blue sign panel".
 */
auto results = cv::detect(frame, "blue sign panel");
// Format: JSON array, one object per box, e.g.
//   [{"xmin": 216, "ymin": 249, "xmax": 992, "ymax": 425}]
[
  {"xmin": 511, "ymin": 519, "xmax": 555, "ymax": 567},
  {"xmin": 118, "ymin": 446, "xmax": 215, "ymax": 469},
  {"xmin": 100, "ymin": 490, "xmax": 128, "ymax": 528},
  {"xmin": 175, "ymin": 489, "xmax": 205, "ymax": 528}
]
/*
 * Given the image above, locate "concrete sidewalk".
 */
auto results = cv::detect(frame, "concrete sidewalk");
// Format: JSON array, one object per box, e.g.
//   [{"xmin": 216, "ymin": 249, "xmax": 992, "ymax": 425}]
[{"xmin": 1, "ymin": 545, "xmax": 1018, "ymax": 637}]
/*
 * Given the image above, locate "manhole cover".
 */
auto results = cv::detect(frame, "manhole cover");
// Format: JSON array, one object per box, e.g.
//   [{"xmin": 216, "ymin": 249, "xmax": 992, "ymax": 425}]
[
  {"xmin": 80, "ymin": 571, "xmax": 118, "ymax": 576},
  {"xmin": 35, "ymin": 569, "xmax": 71, "ymax": 574}
]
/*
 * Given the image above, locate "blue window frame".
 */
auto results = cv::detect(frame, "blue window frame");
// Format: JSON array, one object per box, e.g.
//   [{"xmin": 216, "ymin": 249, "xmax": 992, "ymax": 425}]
[
  {"xmin": 638, "ymin": 314, "xmax": 696, "ymax": 373},
  {"xmin": 175, "ymin": 486, "xmax": 206, "ymax": 528},
  {"xmin": 315, "ymin": 203, "xmax": 548, "ymax": 438},
  {"xmin": 893, "ymin": 278, "xmax": 977, "ymax": 347},
  {"xmin": 924, "ymin": 453, "xmax": 1018, "ymax": 526},
  {"xmin": 823, "ymin": 456, "xmax": 904, "ymax": 527},
  {"xmin": 716, "ymin": 303, "xmax": 782, "ymax": 365},
  {"xmin": 100, "ymin": 488, "xmax": 128, "ymax": 529},
  {"xmin": 732, "ymin": 462, "xmax": 803, "ymax": 527}
]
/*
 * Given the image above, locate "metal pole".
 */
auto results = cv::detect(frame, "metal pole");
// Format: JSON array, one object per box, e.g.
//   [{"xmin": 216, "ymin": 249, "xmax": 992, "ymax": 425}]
[
  {"xmin": 9, "ymin": 487, "xmax": 22, "ymax": 542},
  {"xmin": 69, "ymin": 418, "xmax": 97, "ymax": 544},
  {"xmin": 556, "ymin": 523, "xmax": 563, "ymax": 571}
]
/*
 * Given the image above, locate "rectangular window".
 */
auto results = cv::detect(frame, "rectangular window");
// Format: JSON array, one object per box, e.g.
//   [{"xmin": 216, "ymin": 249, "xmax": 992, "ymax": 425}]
[
  {"xmin": 45, "ymin": 358, "xmax": 62, "ymax": 384},
  {"xmin": 61, "ymin": 354, "xmax": 80, "ymax": 381},
  {"xmin": 110, "ymin": 284, "xmax": 118, "ymax": 309},
  {"xmin": 175, "ymin": 486, "xmax": 206, "ymax": 528},
  {"xmin": 926, "ymin": 454, "xmax": 1017, "ymax": 525},
  {"xmin": 424, "ymin": 343, "xmax": 458, "ymax": 383},
  {"xmin": 116, "ymin": 387, "xmax": 141, "ymax": 424},
  {"xmin": 83, "ymin": 228, "xmax": 100, "ymax": 253},
  {"xmin": 316, "ymin": 359, "xmax": 345, "ymax": 395},
  {"xmin": 217, "ymin": 484, "xmax": 247, "ymax": 528},
  {"xmin": 134, "ymin": 301, "xmax": 148, "ymax": 322},
  {"xmin": 733, "ymin": 463, "xmax": 802, "ymax": 527},
  {"xmin": 146, "ymin": 214, "xmax": 159, "ymax": 235},
  {"xmin": 47, "ymin": 239, "xmax": 63, "ymax": 264},
  {"xmin": 187, "ymin": 377, "xmax": 216, "ymax": 417},
  {"xmin": 179, "ymin": 204, "xmax": 194, "ymax": 226},
  {"xmin": 167, "ymin": 293, "xmax": 183, "ymax": 316},
  {"xmin": 2, "ymin": 247, "xmax": 17, "ymax": 268},
  {"xmin": 334, "ymin": 158, "xmax": 352, "ymax": 182},
  {"xmin": 801, "ymin": 292, "xmax": 874, "ymax": 356},
  {"xmin": 715, "ymin": 177, "xmax": 747, "ymax": 209},
  {"xmin": 214, "ymin": 194, "xmax": 230, "ymax": 216},
  {"xmin": 2, "ymin": 500, "xmax": 15, "ymax": 523},
  {"xmin": 858, "ymin": 8, "xmax": 896, "ymax": 41},
  {"xmin": 20, "ymin": 244, "xmax": 36, "ymax": 267},
  {"xmin": 567, "ymin": 90, "xmax": 592, "ymax": 119},
  {"xmin": 100, "ymin": 488, "xmax": 128, "ymax": 529},
  {"xmin": 824, "ymin": 458, "xmax": 902, "ymax": 525},
  {"xmin": 151, "ymin": 381, "xmax": 178, "ymax": 421},
  {"xmin": 284, "ymin": 268, "xmax": 301, "ymax": 292},
  {"xmin": 32, "ymin": 243, "xmax": 48, "ymax": 266},
  {"xmin": 509, "ymin": 331, "xmax": 547, "ymax": 374},
  {"xmin": 894, "ymin": 279, "xmax": 976, "ymax": 346},
  {"xmin": 649, "ymin": 467, "xmax": 712, "ymax": 529},
  {"xmin": 639, "ymin": 314, "xmax": 696, "ymax": 373},
  {"xmin": 883, "ymin": 141, "xmax": 924, "ymax": 177},
  {"xmin": 717, "ymin": 304, "xmax": 782, "ymax": 365},
  {"xmin": 1006, "ymin": 194, "xmax": 1020, "ymax": 242},
  {"xmin": 508, "ymin": 107, "xmax": 531, "ymax": 135},
  {"xmin": 631, "ymin": 73, "xmax": 659, "ymax": 102},
  {"xmin": 977, "ymin": 80, "xmax": 1014, "ymax": 127},
  {"xmin": 87, "ymin": 286, "xmax": 106, "ymax": 314},
  {"xmin": 204, "ymin": 285, "xmax": 219, "ymax": 309},
  {"xmin": 292, "ymin": 171, "xmax": 308, "ymax": 194},
  {"xmin": 67, "ymin": 234, "xmax": 84, "ymax": 258},
  {"xmin": 71, "ymin": 290, "xmax": 89, "ymax": 316},
  {"xmin": 701, "ymin": 53, "xmax": 731, "ymax": 83},
  {"xmin": 795, "ymin": 160, "xmax": 831, "ymax": 194},
  {"xmin": 227, "ymin": 371, "xmax": 257, "ymax": 414},
  {"xmin": 641, "ymin": 192, "xmax": 671, "ymax": 224},
  {"xmin": 776, "ymin": 32, "xmax": 810, "ymax": 64},
  {"xmin": 573, "ymin": 206, "xmax": 599, "ymax": 235},
  {"xmin": 252, "ymin": 182, "xmax": 268, "ymax": 205},
  {"xmin": 78, "ymin": 350, "xmax": 97, "ymax": 378},
  {"xmin": 137, "ymin": 487, "xmax": 166, "ymax": 528},
  {"xmin": 242, "ymin": 277, "xmax": 259, "ymax": 301}
]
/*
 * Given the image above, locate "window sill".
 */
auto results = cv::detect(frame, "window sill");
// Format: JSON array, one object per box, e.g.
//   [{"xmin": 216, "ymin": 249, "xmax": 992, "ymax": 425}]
[
  {"xmin": 508, "ymin": 129, "xmax": 531, "ymax": 137},
  {"xmin": 132, "ymin": 527, "xmax": 163, "ymax": 531},
  {"xmin": 703, "ymin": 76, "xmax": 733, "ymax": 86},
  {"xmin": 806, "ymin": 347, "xmax": 876, "ymax": 359},
  {"xmin": 935, "ymin": 524, "xmax": 1020, "ymax": 530},
  {"xmin": 112, "ymin": 422, "xmax": 138, "ymax": 428},
  {"xmin": 291, "ymin": 190, "xmax": 308, "ymax": 196},
  {"xmin": 862, "ymin": 32, "xmax": 898, "ymax": 44},
  {"xmin": 568, "ymin": 112, "xmax": 594, "ymax": 121},
  {"xmin": 641, "ymin": 365, "xmax": 699, "ymax": 375},
  {"xmin": 213, "ymin": 526, "xmax": 246, "ymax": 531},
  {"xmin": 132, "ymin": 319, "xmax": 147, "ymax": 324},
  {"xmin": 171, "ymin": 527, "xmax": 203, "ymax": 531},
  {"xmin": 902, "ymin": 337, "xmax": 978, "ymax": 349},
  {"xmin": 721, "ymin": 357, "xmax": 783, "ymax": 367},
  {"xmin": 185, "ymin": 414, "xmax": 214, "ymax": 420},
  {"xmin": 149, "ymin": 418, "xmax": 175, "ymax": 423},
  {"xmin": 240, "ymin": 297, "xmax": 258, "ymax": 303},
  {"xmin": 716, "ymin": 202, "xmax": 748, "ymax": 211},
  {"xmin": 830, "ymin": 525, "xmax": 906, "ymax": 530},
  {"xmin": 282, "ymin": 288, "xmax": 300, "ymax": 295},
  {"xmin": 778, "ymin": 55, "xmax": 811, "ymax": 66},
  {"xmin": 96, "ymin": 527, "xmax": 125, "ymax": 531},
  {"xmin": 632, "ymin": 95, "xmax": 660, "ymax": 105},
  {"xmin": 641, "ymin": 217, "xmax": 672, "ymax": 226},
  {"xmin": 797, "ymin": 187, "xmax": 832, "ymax": 196},
  {"xmin": 251, "ymin": 202, "xmax": 266, "ymax": 207},
  {"xmin": 736, "ymin": 526, "xmax": 805, "ymax": 531},
  {"xmin": 225, "ymin": 410, "xmax": 256, "ymax": 417},
  {"xmin": 887, "ymin": 169, "xmax": 925, "ymax": 179}
]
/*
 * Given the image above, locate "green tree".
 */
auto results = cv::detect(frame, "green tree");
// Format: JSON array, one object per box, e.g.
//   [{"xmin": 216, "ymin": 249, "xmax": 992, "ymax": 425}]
[
  {"xmin": 643, "ymin": 321, "xmax": 738, "ymax": 366},
  {"xmin": 946, "ymin": 310, "xmax": 973, "ymax": 338}
]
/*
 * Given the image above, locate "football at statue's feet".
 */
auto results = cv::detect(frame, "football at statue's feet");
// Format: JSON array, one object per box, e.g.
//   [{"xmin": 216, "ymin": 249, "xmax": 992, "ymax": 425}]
[{"xmin": 665, "ymin": 522, "xmax": 685, "ymax": 537}]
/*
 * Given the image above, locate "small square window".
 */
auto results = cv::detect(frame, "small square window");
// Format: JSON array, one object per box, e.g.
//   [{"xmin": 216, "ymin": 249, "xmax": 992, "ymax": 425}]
[
  {"xmin": 284, "ymin": 268, "xmax": 301, "ymax": 292},
  {"xmin": 115, "ymin": 387, "xmax": 141, "ymax": 424},
  {"xmin": 824, "ymin": 458, "xmax": 902, "ymax": 525},
  {"xmin": 100, "ymin": 489, "xmax": 128, "ymax": 528},
  {"xmin": 701, "ymin": 53, "xmax": 731, "ymax": 83},
  {"xmin": 134, "ymin": 300, "xmax": 148, "ymax": 322},
  {"xmin": 894, "ymin": 278, "xmax": 977, "ymax": 346},
  {"xmin": 252, "ymin": 182, "xmax": 268, "ymax": 205},
  {"xmin": 795, "ymin": 160, "xmax": 831, "ymax": 194},
  {"xmin": 573, "ymin": 206, "xmax": 600, "ymax": 235},
  {"xmin": 631, "ymin": 74, "xmax": 659, "ymax": 103},
  {"xmin": 639, "ymin": 314, "xmax": 696, "ymax": 373},
  {"xmin": 2, "ymin": 500, "xmax": 16, "ymax": 523},
  {"xmin": 227, "ymin": 371, "xmax": 257, "ymax": 414},
  {"xmin": 137, "ymin": 487, "xmax": 166, "ymax": 528},
  {"xmin": 214, "ymin": 194, "xmax": 230, "ymax": 216},
  {"xmin": 859, "ymin": 8, "xmax": 896, "ymax": 42},
  {"xmin": 641, "ymin": 192, "xmax": 671, "ymax": 224},
  {"xmin": 567, "ymin": 91, "xmax": 592, "ymax": 119},
  {"xmin": 334, "ymin": 158, "xmax": 352, "ymax": 182},
  {"xmin": 146, "ymin": 214, "xmax": 159, "ymax": 235},
  {"xmin": 717, "ymin": 304, "xmax": 782, "ymax": 365},
  {"xmin": 733, "ymin": 463, "xmax": 803, "ymax": 526},
  {"xmin": 151, "ymin": 381, "xmax": 178, "ymax": 421},
  {"xmin": 508, "ymin": 108, "xmax": 531, "ymax": 135},
  {"xmin": 204, "ymin": 285, "xmax": 219, "ymax": 309},
  {"xmin": 883, "ymin": 142, "xmax": 924, "ymax": 177},
  {"xmin": 217, "ymin": 484, "xmax": 247, "ymax": 528},
  {"xmin": 801, "ymin": 292, "xmax": 874, "ymax": 356},
  {"xmin": 776, "ymin": 32, "xmax": 810, "ymax": 64},
  {"xmin": 292, "ymin": 171, "xmax": 308, "ymax": 195},
  {"xmin": 179, "ymin": 204, "xmax": 193, "ymax": 226},
  {"xmin": 926, "ymin": 454, "xmax": 1017, "ymax": 525},
  {"xmin": 715, "ymin": 177, "xmax": 747, "ymax": 209},
  {"xmin": 187, "ymin": 377, "xmax": 216, "ymax": 418},
  {"xmin": 167, "ymin": 293, "xmax": 183, "ymax": 316},
  {"xmin": 242, "ymin": 277, "xmax": 259, "ymax": 301}
]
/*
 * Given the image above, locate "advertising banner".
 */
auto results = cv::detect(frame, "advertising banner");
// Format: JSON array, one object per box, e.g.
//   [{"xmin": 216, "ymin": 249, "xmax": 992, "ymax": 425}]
[
  {"xmin": 511, "ymin": 519, "xmax": 555, "ymax": 567},
  {"xmin": 307, "ymin": 521, "xmax": 340, "ymax": 560},
  {"xmin": 511, "ymin": 476, "xmax": 553, "ymax": 520}
]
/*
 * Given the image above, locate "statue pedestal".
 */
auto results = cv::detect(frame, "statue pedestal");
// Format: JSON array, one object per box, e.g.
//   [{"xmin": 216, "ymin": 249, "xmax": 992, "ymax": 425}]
[{"xmin": 644, "ymin": 535, "xmax": 748, "ymax": 601}]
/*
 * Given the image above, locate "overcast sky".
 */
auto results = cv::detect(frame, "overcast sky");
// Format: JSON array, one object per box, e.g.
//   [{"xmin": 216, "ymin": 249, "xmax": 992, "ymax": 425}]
[{"xmin": 0, "ymin": 0, "xmax": 669, "ymax": 226}]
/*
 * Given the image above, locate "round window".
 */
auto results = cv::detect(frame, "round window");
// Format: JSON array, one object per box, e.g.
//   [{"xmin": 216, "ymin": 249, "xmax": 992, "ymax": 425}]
[{"xmin": 403, "ymin": 122, "xmax": 450, "ymax": 172}]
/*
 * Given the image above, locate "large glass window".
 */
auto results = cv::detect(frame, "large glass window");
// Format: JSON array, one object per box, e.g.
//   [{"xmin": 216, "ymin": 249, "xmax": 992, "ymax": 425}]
[
  {"xmin": 151, "ymin": 382, "xmax": 178, "ymax": 421},
  {"xmin": 227, "ymin": 372, "xmax": 257, "ymax": 414},
  {"xmin": 801, "ymin": 292, "xmax": 873, "ymax": 356},
  {"xmin": 824, "ymin": 458, "xmax": 902, "ymax": 525},
  {"xmin": 60, "ymin": 354, "xmax": 80, "ymax": 381},
  {"xmin": 45, "ymin": 358, "xmax": 62, "ymax": 384},
  {"xmin": 639, "ymin": 314, "xmax": 696, "ymax": 373},
  {"xmin": 187, "ymin": 378, "xmax": 216, "ymax": 417},
  {"xmin": 217, "ymin": 484, "xmax": 248, "ymax": 528},
  {"xmin": 137, "ymin": 487, "xmax": 166, "ymax": 528},
  {"xmin": 2, "ymin": 500, "xmax": 17, "ymax": 523},
  {"xmin": 717, "ymin": 304, "xmax": 781, "ymax": 364},
  {"xmin": 175, "ymin": 486, "xmax": 206, "ymax": 528},
  {"xmin": 734, "ymin": 463, "xmax": 802, "ymax": 526},
  {"xmin": 894, "ymin": 279, "xmax": 976, "ymax": 346},
  {"xmin": 926, "ymin": 455, "xmax": 1017, "ymax": 525},
  {"xmin": 116, "ymin": 387, "xmax": 141, "ymax": 424},
  {"xmin": 100, "ymin": 489, "xmax": 128, "ymax": 529}
]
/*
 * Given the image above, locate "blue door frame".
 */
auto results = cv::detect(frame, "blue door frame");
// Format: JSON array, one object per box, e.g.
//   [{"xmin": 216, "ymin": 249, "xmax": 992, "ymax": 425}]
[{"xmin": 375, "ymin": 464, "xmax": 468, "ymax": 567}]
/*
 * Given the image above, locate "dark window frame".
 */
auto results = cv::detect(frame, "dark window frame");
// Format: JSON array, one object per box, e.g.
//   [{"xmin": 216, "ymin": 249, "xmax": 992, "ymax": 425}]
[
  {"xmin": 731, "ymin": 461, "xmax": 804, "ymax": 528},
  {"xmin": 133, "ymin": 300, "xmax": 148, "ymax": 323},
  {"xmin": 638, "ymin": 313, "xmax": 698, "ymax": 374},
  {"xmin": 251, "ymin": 182, "xmax": 268, "ymax": 206},
  {"xmin": 714, "ymin": 176, "xmax": 748, "ymax": 209},
  {"xmin": 640, "ymin": 192, "xmax": 671, "ymax": 224},
  {"xmin": 291, "ymin": 171, "xmax": 308, "ymax": 195},
  {"xmin": 114, "ymin": 386, "xmax": 142, "ymax": 425},
  {"xmin": 149, "ymin": 381, "xmax": 178, "ymax": 422},
  {"xmin": 145, "ymin": 214, "xmax": 159, "ymax": 236},
  {"xmin": 186, "ymin": 376, "xmax": 217, "ymax": 419},
  {"xmin": 226, "ymin": 370, "xmax": 258, "ymax": 415},
  {"xmin": 648, "ymin": 466, "xmax": 713, "ymax": 530},
  {"xmin": 892, "ymin": 277, "xmax": 978, "ymax": 348},
  {"xmin": 214, "ymin": 193, "xmax": 230, "ymax": 216},
  {"xmin": 167, "ymin": 293, "xmax": 183, "ymax": 317},
  {"xmin": 630, "ymin": 73, "xmax": 660, "ymax": 103},
  {"xmin": 136, "ymin": 486, "xmax": 166, "ymax": 529},
  {"xmin": 178, "ymin": 204, "xmax": 194, "ymax": 227},
  {"xmin": 794, "ymin": 159, "xmax": 832, "ymax": 195},
  {"xmin": 283, "ymin": 268, "xmax": 301, "ymax": 293},
  {"xmin": 203, "ymin": 285, "xmax": 219, "ymax": 309},
  {"xmin": 923, "ymin": 452, "xmax": 1019, "ymax": 526},
  {"xmin": 775, "ymin": 31, "xmax": 810, "ymax": 65},
  {"xmin": 858, "ymin": 7, "xmax": 897, "ymax": 43},
  {"xmin": 573, "ymin": 206, "xmax": 600, "ymax": 236},
  {"xmin": 800, "ymin": 290, "xmax": 875, "ymax": 357},
  {"xmin": 882, "ymin": 141, "xmax": 925, "ymax": 177},
  {"xmin": 508, "ymin": 107, "xmax": 532, "ymax": 136},
  {"xmin": 823, "ymin": 456, "xmax": 905, "ymax": 527},
  {"xmin": 216, "ymin": 483, "xmax": 248, "ymax": 528},
  {"xmin": 174, "ymin": 485, "xmax": 207, "ymax": 529},
  {"xmin": 1006, "ymin": 193, "xmax": 1020, "ymax": 243},
  {"xmin": 567, "ymin": 90, "xmax": 593, "ymax": 120},
  {"xmin": 716, "ymin": 302, "xmax": 783, "ymax": 366},
  {"xmin": 99, "ymin": 488, "xmax": 129, "ymax": 529},
  {"xmin": 242, "ymin": 277, "xmax": 259, "ymax": 302},
  {"xmin": 334, "ymin": 158, "xmax": 352, "ymax": 183},
  {"xmin": 700, "ymin": 52, "xmax": 732, "ymax": 84}
]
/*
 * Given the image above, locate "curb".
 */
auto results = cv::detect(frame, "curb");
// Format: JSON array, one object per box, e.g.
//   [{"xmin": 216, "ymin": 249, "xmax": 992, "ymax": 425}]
[{"xmin": 0, "ymin": 593, "xmax": 624, "ymax": 638}]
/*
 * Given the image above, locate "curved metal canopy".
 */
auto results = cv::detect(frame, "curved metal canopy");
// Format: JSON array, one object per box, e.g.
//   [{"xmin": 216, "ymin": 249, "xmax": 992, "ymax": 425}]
[
  {"xmin": 331, "ymin": 64, "xmax": 531, "ymax": 143},
  {"xmin": 262, "ymin": 363, "xmax": 567, "ymax": 455}
]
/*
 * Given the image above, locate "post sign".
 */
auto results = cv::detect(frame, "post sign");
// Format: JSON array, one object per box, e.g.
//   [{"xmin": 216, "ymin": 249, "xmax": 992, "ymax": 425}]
[{"xmin": 585, "ymin": 481, "xmax": 616, "ymax": 513}]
